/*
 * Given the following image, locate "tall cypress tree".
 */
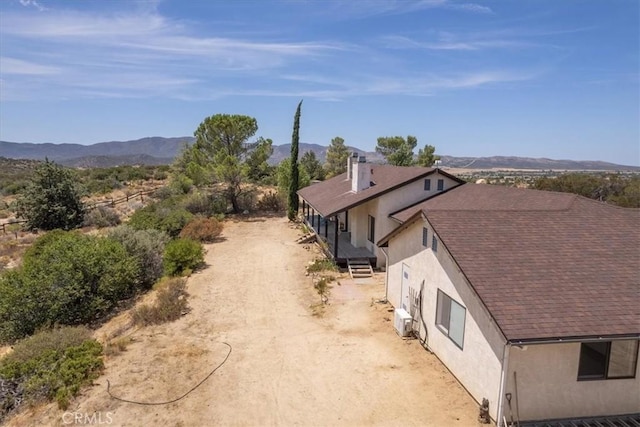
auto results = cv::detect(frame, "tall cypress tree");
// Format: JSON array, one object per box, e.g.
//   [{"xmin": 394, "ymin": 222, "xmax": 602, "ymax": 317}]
[{"xmin": 288, "ymin": 100, "xmax": 303, "ymax": 221}]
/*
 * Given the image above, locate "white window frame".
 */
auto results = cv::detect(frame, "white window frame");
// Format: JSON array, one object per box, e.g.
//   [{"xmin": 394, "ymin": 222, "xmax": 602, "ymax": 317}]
[{"xmin": 436, "ymin": 289, "xmax": 466, "ymax": 349}]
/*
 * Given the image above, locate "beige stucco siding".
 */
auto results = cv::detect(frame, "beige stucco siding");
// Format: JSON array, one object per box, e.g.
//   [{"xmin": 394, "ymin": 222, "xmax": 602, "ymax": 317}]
[
  {"xmin": 349, "ymin": 200, "xmax": 379, "ymax": 255},
  {"xmin": 376, "ymin": 172, "xmax": 459, "ymax": 245},
  {"xmin": 387, "ymin": 219, "xmax": 506, "ymax": 420},
  {"xmin": 348, "ymin": 171, "xmax": 461, "ymax": 267},
  {"xmin": 506, "ymin": 342, "xmax": 640, "ymax": 421}
]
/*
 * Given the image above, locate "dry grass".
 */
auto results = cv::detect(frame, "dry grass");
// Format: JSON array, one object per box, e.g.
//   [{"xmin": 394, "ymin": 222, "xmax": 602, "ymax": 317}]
[
  {"xmin": 131, "ymin": 278, "xmax": 189, "ymax": 326},
  {"xmin": 104, "ymin": 336, "xmax": 134, "ymax": 356}
]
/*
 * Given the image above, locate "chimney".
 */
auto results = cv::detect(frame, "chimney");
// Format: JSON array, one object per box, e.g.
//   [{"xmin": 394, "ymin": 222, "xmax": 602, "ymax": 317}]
[
  {"xmin": 352, "ymin": 155, "xmax": 371, "ymax": 192},
  {"xmin": 347, "ymin": 152, "xmax": 358, "ymax": 180}
]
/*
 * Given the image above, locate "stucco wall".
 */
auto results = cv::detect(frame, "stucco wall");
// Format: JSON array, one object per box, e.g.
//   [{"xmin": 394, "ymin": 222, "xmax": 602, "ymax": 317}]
[
  {"xmin": 376, "ymin": 172, "xmax": 459, "ymax": 245},
  {"xmin": 349, "ymin": 200, "xmax": 378, "ymax": 255},
  {"xmin": 348, "ymin": 170, "xmax": 461, "ymax": 268},
  {"xmin": 506, "ymin": 342, "xmax": 640, "ymax": 422},
  {"xmin": 387, "ymin": 219, "xmax": 506, "ymax": 420}
]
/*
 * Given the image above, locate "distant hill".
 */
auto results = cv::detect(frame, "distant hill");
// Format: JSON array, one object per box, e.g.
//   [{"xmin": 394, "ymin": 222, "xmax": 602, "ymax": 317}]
[
  {"xmin": 437, "ymin": 155, "xmax": 640, "ymax": 171},
  {"xmin": 1, "ymin": 137, "xmax": 637, "ymax": 171},
  {"xmin": 271, "ymin": 143, "xmax": 384, "ymax": 165},
  {"xmin": 58, "ymin": 154, "xmax": 175, "ymax": 168},
  {"xmin": 0, "ymin": 137, "xmax": 193, "ymax": 164}
]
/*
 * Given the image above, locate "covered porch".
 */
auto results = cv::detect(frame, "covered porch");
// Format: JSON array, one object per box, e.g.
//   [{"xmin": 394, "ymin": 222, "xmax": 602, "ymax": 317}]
[{"xmin": 301, "ymin": 202, "xmax": 376, "ymax": 267}]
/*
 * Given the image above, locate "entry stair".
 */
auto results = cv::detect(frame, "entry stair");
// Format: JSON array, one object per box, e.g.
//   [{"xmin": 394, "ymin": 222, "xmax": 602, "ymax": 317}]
[
  {"xmin": 347, "ymin": 258, "xmax": 373, "ymax": 279},
  {"xmin": 295, "ymin": 232, "xmax": 316, "ymax": 244}
]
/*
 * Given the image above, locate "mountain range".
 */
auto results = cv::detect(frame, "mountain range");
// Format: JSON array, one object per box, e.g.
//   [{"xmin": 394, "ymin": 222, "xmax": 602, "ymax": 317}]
[{"xmin": 1, "ymin": 137, "xmax": 637, "ymax": 171}]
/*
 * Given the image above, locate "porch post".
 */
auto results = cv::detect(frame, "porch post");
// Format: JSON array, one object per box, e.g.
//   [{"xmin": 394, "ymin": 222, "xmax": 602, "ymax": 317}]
[
  {"xmin": 344, "ymin": 210, "xmax": 349, "ymax": 232},
  {"xmin": 333, "ymin": 215, "xmax": 339, "ymax": 259},
  {"xmin": 324, "ymin": 217, "xmax": 328, "ymax": 239},
  {"xmin": 312, "ymin": 209, "xmax": 316, "ymax": 230}
]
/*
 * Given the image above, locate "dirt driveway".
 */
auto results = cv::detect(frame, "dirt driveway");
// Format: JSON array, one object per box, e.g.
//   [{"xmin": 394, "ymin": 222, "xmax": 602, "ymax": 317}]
[{"xmin": 8, "ymin": 215, "xmax": 479, "ymax": 427}]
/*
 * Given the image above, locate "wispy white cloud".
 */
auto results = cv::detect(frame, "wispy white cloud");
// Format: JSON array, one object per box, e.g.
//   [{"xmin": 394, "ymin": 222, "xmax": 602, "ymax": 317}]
[
  {"xmin": 0, "ymin": 5, "xmax": 349, "ymax": 100},
  {"xmin": 19, "ymin": 0, "xmax": 46, "ymax": 11},
  {"xmin": 318, "ymin": 0, "xmax": 493, "ymax": 19},
  {"xmin": 0, "ymin": 1, "xmax": 540, "ymax": 102},
  {"xmin": 0, "ymin": 57, "xmax": 61, "ymax": 75},
  {"xmin": 229, "ymin": 69, "xmax": 537, "ymax": 100},
  {"xmin": 379, "ymin": 32, "xmax": 541, "ymax": 51}
]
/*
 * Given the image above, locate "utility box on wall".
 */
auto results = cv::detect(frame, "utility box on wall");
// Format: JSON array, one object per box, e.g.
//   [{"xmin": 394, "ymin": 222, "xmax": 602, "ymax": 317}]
[{"xmin": 394, "ymin": 308, "xmax": 412, "ymax": 337}]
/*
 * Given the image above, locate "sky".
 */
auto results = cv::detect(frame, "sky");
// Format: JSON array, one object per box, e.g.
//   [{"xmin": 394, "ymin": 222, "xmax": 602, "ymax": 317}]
[{"xmin": 0, "ymin": 0, "xmax": 638, "ymax": 165}]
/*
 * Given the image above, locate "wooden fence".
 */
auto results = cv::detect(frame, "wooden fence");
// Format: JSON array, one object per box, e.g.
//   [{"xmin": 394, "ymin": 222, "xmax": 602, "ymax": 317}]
[{"xmin": 1, "ymin": 187, "xmax": 161, "ymax": 234}]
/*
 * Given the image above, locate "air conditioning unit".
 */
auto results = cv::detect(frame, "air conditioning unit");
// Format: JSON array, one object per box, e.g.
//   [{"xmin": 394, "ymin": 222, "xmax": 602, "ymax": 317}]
[{"xmin": 394, "ymin": 308, "xmax": 412, "ymax": 337}]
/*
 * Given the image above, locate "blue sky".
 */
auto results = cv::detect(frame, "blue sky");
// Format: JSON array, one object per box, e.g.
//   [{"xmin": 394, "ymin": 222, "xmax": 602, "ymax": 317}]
[{"xmin": 0, "ymin": 0, "xmax": 638, "ymax": 165}]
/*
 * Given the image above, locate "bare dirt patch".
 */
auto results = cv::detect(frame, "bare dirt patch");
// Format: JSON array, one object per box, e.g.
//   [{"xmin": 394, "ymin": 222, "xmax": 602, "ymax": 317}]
[{"xmin": 6, "ymin": 215, "xmax": 479, "ymax": 427}]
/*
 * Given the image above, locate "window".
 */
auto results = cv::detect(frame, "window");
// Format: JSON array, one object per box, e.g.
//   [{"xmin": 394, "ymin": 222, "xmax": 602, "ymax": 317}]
[
  {"xmin": 367, "ymin": 215, "xmax": 375, "ymax": 243},
  {"xmin": 432, "ymin": 235, "xmax": 438, "ymax": 252},
  {"xmin": 424, "ymin": 179, "xmax": 431, "ymax": 191},
  {"xmin": 437, "ymin": 179, "xmax": 444, "ymax": 191},
  {"xmin": 436, "ymin": 290, "xmax": 466, "ymax": 349},
  {"xmin": 422, "ymin": 227, "xmax": 428, "ymax": 247},
  {"xmin": 577, "ymin": 340, "xmax": 638, "ymax": 380}
]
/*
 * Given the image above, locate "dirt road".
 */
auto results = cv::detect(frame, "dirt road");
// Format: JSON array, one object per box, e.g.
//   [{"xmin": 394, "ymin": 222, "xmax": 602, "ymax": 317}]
[{"xmin": 8, "ymin": 215, "xmax": 479, "ymax": 427}]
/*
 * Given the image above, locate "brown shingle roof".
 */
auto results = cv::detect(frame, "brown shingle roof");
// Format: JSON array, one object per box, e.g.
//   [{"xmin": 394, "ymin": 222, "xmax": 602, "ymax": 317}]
[
  {"xmin": 384, "ymin": 184, "xmax": 640, "ymax": 341},
  {"xmin": 297, "ymin": 165, "xmax": 463, "ymax": 218}
]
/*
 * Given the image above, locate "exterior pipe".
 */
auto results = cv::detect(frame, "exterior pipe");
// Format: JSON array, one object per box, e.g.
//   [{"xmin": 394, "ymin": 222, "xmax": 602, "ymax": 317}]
[
  {"xmin": 509, "ymin": 335, "xmax": 639, "ymax": 346},
  {"xmin": 496, "ymin": 343, "xmax": 511, "ymax": 427},
  {"xmin": 380, "ymin": 246, "xmax": 390, "ymax": 303}
]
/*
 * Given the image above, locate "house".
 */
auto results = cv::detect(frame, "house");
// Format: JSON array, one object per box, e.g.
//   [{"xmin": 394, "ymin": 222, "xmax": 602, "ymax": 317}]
[
  {"xmin": 378, "ymin": 183, "xmax": 640, "ymax": 425},
  {"xmin": 297, "ymin": 153, "xmax": 465, "ymax": 267}
]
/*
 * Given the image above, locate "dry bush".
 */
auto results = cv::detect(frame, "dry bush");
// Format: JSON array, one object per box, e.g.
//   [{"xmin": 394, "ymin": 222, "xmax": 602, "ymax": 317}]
[
  {"xmin": 104, "ymin": 336, "xmax": 133, "ymax": 356},
  {"xmin": 179, "ymin": 216, "xmax": 223, "ymax": 243},
  {"xmin": 83, "ymin": 206, "xmax": 121, "ymax": 228},
  {"xmin": 131, "ymin": 278, "xmax": 188, "ymax": 326},
  {"xmin": 257, "ymin": 191, "xmax": 285, "ymax": 212}
]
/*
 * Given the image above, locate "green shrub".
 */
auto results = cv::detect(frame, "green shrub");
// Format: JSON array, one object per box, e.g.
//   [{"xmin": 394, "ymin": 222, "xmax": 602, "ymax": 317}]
[
  {"xmin": 161, "ymin": 208, "xmax": 193, "ymax": 237},
  {"xmin": 16, "ymin": 160, "xmax": 85, "ymax": 231},
  {"xmin": 151, "ymin": 185, "xmax": 176, "ymax": 201},
  {"xmin": 0, "ymin": 231, "xmax": 140, "ymax": 343},
  {"xmin": 131, "ymin": 278, "xmax": 188, "ymax": 325},
  {"xmin": 169, "ymin": 174, "xmax": 193, "ymax": 195},
  {"xmin": 128, "ymin": 206, "xmax": 162, "ymax": 231},
  {"xmin": 83, "ymin": 206, "xmax": 121, "ymax": 228},
  {"xmin": 128, "ymin": 202, "xmax": 193, "ymax": 238},
  {"xmin": 108, "ymin": 226, "xmax": 169, "ymax": 289},
  {"xmin": 179, "ymin": 217, "xmax": 223, "ymax": 242},
  {"xmin": 306, "ymin": 258, "xmax": 338, "ymax": 273},
  {"xmin": 0, "ymin": 327, "xmax": 103, "ymax": 421},
  {"xmin": 163, "ymin": 239, "xmax": 204, "ymax": 277}
]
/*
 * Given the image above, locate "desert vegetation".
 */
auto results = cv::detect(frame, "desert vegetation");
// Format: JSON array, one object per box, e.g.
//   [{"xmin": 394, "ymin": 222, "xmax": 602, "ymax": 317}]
[
  {"xmin": 2, "ymin": 108, "xmax": 637, "ymax": 423},
  {"xmin": 0, "ymin": 326, "xmax": 103, "ymax": 421}
]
